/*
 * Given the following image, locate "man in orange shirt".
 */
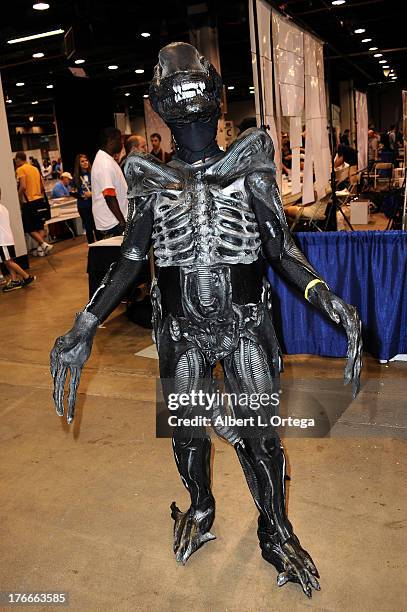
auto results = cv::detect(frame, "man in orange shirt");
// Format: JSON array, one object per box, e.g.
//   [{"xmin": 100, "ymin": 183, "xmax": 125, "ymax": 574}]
[{"xmin": 15, "ymin": 151, "xmax": 53, "ymax": 256}]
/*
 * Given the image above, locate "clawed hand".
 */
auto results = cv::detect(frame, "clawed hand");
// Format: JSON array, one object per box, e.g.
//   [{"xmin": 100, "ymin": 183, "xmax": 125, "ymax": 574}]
[
  {"xmin": 308, "ymin": 286, "xmax": 363, "ymax": 398},
  {"xmin": 50, "ymin": 312, "xmax": 98, "ymax": 423}
]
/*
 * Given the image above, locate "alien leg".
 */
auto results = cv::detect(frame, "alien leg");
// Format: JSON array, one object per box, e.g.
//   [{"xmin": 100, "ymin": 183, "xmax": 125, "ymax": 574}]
[
  {"xmin": 222, "ymin": 337, "xmax": 320, "ymax": 597},
  {"xmin": 159, "ymin": 338, "xmax": 216, "ymax": 565}
]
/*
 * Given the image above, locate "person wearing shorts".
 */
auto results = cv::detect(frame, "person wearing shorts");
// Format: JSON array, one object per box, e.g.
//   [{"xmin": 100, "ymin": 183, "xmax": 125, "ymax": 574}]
[
  {"xmin": 0, "ymin": 187, "xmax": 36, "ymax": 293},
  {"xmin": 15, "ymin": 151, "xmax": 53, "ymax": 257}
]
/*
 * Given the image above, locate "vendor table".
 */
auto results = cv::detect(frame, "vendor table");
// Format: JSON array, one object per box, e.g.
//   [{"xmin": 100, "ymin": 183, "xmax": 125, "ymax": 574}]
[
  {"xmin": 87, "ymin": 236, "xmax": 123, "ymax": 297},
  {"xmin": 45, "ymin": 197, "xmax": 81, "ymax": 238},
  {"xmin": 88, "ymin": 231, "xmax": 407, "ymax": 361}
]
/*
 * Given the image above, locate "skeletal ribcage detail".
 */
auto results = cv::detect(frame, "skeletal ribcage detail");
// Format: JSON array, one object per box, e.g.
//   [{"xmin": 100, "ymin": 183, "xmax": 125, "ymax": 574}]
[{"xmin": 152, "ymin": 178, "xmax": 261, "ymax": 267}]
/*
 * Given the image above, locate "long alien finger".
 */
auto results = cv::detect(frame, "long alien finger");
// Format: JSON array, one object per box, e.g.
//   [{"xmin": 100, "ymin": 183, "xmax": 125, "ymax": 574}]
[
  {"xmin": 352, "ymin": 343, "xmax": 363, "ymax": 399},
  {"xmin": 67, "ymin": 367, "xmax": 81, "ymax": 424},
  {"xmin": 50, "ymin": 344, "xmax": 62, "ymax": 378},
  {"xmin": 344, "ymin": 324, "xmax": 358, "ymax": 385},
  {"xmin": 54, "ymin": 364, "xmax": 68, "ymax": 416}
]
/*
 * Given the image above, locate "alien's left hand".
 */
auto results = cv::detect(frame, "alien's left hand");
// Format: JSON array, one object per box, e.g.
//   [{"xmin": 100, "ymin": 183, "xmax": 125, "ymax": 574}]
[{"xmin": 308, "ymin": 285, "xmax": 362, "ymax": 398}]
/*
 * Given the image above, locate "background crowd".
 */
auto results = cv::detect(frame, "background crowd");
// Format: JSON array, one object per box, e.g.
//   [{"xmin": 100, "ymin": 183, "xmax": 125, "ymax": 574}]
[{"xmin": 0, "ymin": 130, "xmax": 171, "ymax": 293}]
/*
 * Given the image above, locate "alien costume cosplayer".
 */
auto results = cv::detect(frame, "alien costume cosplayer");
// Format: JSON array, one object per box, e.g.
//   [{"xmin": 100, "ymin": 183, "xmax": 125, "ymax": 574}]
[{"xmin": 51, "ymin": 42, "xmax": 362, "ymax": 598}]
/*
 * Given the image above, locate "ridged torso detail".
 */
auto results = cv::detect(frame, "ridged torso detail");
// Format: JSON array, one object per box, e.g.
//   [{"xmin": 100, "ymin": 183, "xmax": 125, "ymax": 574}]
[{"xmin": 152, "ymin": 173, "xmax": 261, "ymax": 267}]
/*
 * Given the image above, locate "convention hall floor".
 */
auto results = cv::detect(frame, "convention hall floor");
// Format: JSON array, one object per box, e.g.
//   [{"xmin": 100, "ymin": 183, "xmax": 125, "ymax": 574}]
[{"xmin": 1, "ymin": 237, "xmax": 406, "ymax": 612}]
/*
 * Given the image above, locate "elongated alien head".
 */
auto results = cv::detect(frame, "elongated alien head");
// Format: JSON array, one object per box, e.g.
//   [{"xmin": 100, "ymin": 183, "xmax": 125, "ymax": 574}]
[{"xmin": 149, "ymin": 42, "xmax": 223, "ymax": 125}]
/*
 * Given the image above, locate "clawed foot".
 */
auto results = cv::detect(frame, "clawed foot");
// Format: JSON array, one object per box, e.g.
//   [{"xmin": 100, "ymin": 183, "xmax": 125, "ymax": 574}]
[
  {"xmin": 260, "ymin": 533, "xmax": 320, "ymax": 598},
  {"xmin": 170, "ymin": 499, "xmax": 216, "ymax": 565}
]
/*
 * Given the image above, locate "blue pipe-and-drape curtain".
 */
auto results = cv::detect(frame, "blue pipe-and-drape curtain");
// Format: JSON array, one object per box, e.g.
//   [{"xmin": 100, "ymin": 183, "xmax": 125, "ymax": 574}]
[{"xmin": 267, "ymin": 231, "xmax": 407, "ymax": 361}]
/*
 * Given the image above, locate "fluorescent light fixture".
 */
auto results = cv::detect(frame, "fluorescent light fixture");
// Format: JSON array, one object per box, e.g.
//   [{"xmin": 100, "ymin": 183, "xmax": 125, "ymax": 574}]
[
  {"xmin": 331, "ymin": 0, "xmax": 345, "ymax": 4},
  {"xmin": 361, "ymin": 38, "xmax": 372, "ymax": 43},
  {"xmin": 392, "ymin": 77, "xmax": 397, "ymax": 80},
  {"xmin": 143, "ymin": 94, "xmax": 149, "ymax": 98},
  {"xmin": 354, "ymin": 28, "xmax": 366, "ymax": 34},
  {"xmin": 249, "ymin": 90, "xmax": 255, "ymax": 94},
  {"xmin": 29, "ymin": 116, "xmax": 34, "ymax": 122},
  {"xmin": 374, "ymin": 53, "xmax": 383, "ymax": 57},
  {"xmin": 140, "ymin": 32, "xmax": 151, "ymax": 38},
  {"xmin": 227, "ymin": 86, "xmax": 235, "ymax": 90},
  {"xmin": 369, "ymin": 47, "xmax": 378, "ymax": 51},
  {"xmin": 125, "ymin": 92, "xmax": 130, "ymax": 96},
  {"xmin": 32, "ymin": 52, "xmax": 44, "ymax": 58},
  {"xmin": 74, "ymin": 58, "xmax": 85, "ymax": 65},
  {"xmin": 382, "ymin": 65, "xmax": 390, "ymax": 69},
  {"xmin": 33, "ymin": 3, "xmax": 50, "ymax": 9},
  {"xmin": 16, "ymin": 82, "xmax": 25, "ymax": 87},
  {"xmin": 108, "ymin": 65, "xmax": 118, "ymax": 70},
  {"xmin": 31, "ymin": 100, "xmax": 38, "ymax": 105},
  {"xmin": 6, "ymin": 99, "xmax": 12, "ymax": 103},
  {"xmin": 379, "ymin": 59, "xmax": 387, "ymax": 64},
  {"xmin": 46, "ymin": 84, "xmax": 53, "ymax": 89},
  {"xmin": 7, "ymin": 29, "xmax": 64, "ymax": 44},
  {"xmin": 135, "ymin": 68, "xmax": 144, "ymax": 74}
]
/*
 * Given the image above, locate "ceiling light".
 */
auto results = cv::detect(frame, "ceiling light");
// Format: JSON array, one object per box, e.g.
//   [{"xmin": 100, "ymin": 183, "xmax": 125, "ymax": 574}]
[
  {"xmin": 74, "ymin": 58, "xmax": 85, "ymax": 65},
  {"xmin": 379, "ymin": 60, "xmax": 387, "ymax": 64},
  {"xmin": 7, "ymin": 29, "xmax": 64, "ymax": 44},
  {"xmin": 374, "ymin": 53, "xmax": 383, "ymax": 58},
  {"xmin": 369, "ymin": 47, "xmax": 378, "ymax": 51},
  {"xmin": 361, "ymin": 38, "xmax": 372, "ymax": 43},
  {"xmin": 32, "ymin": 52, "xmax": 44, "ymax": 58},
  {"xmin": 354, "ymin": 28, "xmax": 366, "ymax": 34},
  {"xmin": 227, "ymin": 86, "xmax": 235, "ymax": 90},
  {"xmin": 331, "ymin": 0, "xmax": 346, "ymax": 5},
  {"xmin": 108, "ymin": 65, "xmax": 118, "ymax": 70},
  {"xmin": 33, "ymin": 3, "xmax": 50, "ymax": 9},
  {"xmin": 46, "ymin": 84, "xmax": 53, "ymax": 89},
  {"xmin": 249, "ymin": 90, "xmax": 255, "ymax": 94},
  {"xmin": 29, "ymin": 116, "xmax": 34, "ymax": 122},
  {"xmin": 16, "ymin": 82, "xmax": 25, "ymax": 87},
  {"xmin": 6, "ymin": 99, "xmax": 12, "ymax": 104},
  {"xmin": 143, "ymin": 94, "xmax": 149, "ymax": 98},
  {"xmin": 135, "ymin": 68, "xmax": 144, "ymax": 74},
  {"xmin": 140, "ymin": 32, "xmax": 151, "ymax": 38},
  {"xmin": 125, "ymin": 92, "xmax": 130, "ymax": 96},
  {"xmin": 31, "ymin": 100, "xmax": 38, "ymax": 105}
]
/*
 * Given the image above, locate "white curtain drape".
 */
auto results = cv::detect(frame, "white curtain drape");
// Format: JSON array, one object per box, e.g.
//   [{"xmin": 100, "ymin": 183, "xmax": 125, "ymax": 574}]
[
  {"xmin": 355, "ymin": 91, "xmax": 368, "ymax": 171},
  {"xmin": 248, "ymin": 0, "xmax": 280, "ymax": 184},
  {"xmin": 249, "ymin": 1, "xmax": 330, "ymax": 204}
]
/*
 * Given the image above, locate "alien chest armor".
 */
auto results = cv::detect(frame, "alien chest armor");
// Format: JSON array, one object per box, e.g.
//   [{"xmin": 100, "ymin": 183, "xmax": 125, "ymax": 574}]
[{"xmin": 151, "ymin": 172, "xmax": 265, "ymax": 363}]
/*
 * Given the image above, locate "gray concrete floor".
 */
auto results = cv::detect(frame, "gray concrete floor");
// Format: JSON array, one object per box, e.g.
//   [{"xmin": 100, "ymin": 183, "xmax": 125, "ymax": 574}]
[{"xmin": 0, "ymin": 238, "xmax": 406, "ymax": 612}]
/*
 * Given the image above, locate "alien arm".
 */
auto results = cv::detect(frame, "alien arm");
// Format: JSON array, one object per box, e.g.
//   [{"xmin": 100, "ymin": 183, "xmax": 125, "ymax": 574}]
[
  {"xmin": 246, "ymin": 170, "xmax": 327, "ymax": 298},
  {"xmin": 84, "ymin": 198, "xmax": 154, "ymax": 323}
]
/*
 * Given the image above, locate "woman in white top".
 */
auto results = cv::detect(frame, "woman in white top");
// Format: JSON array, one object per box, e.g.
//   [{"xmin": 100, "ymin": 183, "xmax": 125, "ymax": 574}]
[{"xmin": 0, "ymin": 187, "xmax": 36, "ymax": 292}]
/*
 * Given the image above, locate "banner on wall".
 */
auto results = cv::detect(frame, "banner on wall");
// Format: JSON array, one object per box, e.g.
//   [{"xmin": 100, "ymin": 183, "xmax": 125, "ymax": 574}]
[
  {"xmin": 143, "ymin": 99, "xmax": 172, "ymax": 156},
  {"xmin": 248, "ymin": 0, "xmax": 281, "ymax": 186},
  {"xmin": 355, "ymin": 90, "xmax": 368, "ymax": 171},
  {"xmin": 249, "ymin": 0, "xmax": 331, "ymax": 204}
]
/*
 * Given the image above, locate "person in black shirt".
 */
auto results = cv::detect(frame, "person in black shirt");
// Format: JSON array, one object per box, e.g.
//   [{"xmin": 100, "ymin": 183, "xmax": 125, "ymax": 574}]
[{"xmin": 334, "ymin": 143, "xmax": 357, "ymax": 168}]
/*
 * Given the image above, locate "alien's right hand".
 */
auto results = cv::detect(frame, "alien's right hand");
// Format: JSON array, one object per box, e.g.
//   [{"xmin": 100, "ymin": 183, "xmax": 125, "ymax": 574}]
[{"xmin": 50, "ymin": 311, "xmax": 99, "ymax": 424}]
